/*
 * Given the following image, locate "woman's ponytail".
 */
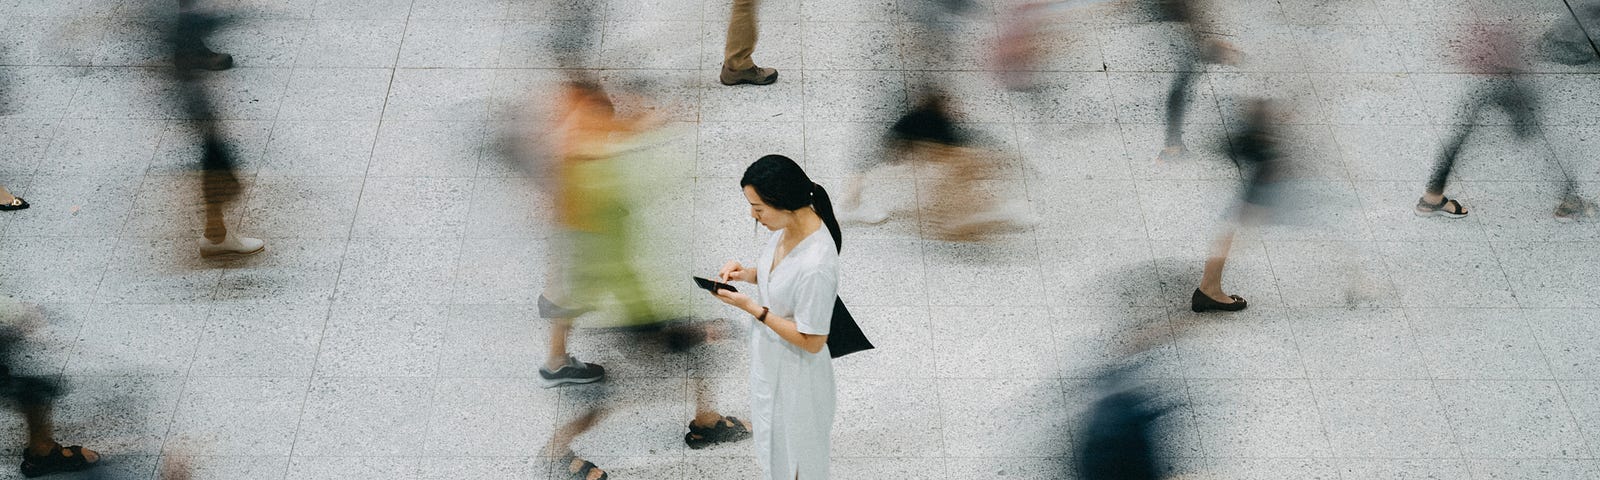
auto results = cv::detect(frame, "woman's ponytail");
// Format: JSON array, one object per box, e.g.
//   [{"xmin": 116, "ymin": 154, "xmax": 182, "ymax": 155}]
[
  {"xmin": 811, "ymin": 182, "xmax": 842, "ymax": 253},
  {"xmin": 740, "ymin": 155, "xmax": 843, "ymax": 253}
]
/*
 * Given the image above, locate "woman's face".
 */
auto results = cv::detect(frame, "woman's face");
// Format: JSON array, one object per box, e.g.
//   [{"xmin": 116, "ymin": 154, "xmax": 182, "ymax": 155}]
[{"xmin": 744, "ymin": 185, "xmax": 791, "ymax": 231}]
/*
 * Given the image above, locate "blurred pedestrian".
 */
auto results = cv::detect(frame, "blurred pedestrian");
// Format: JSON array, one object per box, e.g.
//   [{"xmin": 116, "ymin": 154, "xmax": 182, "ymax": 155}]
[
  {"xmin": 0, "ymin": 304, "xmax": 100, "ymax": 478},
  {"xmin": 1192, "ymin": 99, "xmax": 1284, "ymax": 312},
  {"xmin": 169, "ymin": 8, "xmax": 263, "ymax": 257},
  {"xmin": 1415, "ymin": 23, "xmax": 1597, "ymax": 221},
  {"xmin": 531, "ymin": 81, "xmax": 629, "ymax": 389},
  {"xmin": 531, "ymin": 82, "xmax": 752, "ymax": 480},
  {"xmin": 1076, "ymin": 369, "xmax": 1169, "ymax": 480},
  {"xmin": 709, "ymin": 154, "xmax": 839, "ymax": 479},
  {"xmin": 840, "ymin": 93, "xmax": 1034, "ymax": 239},
  {"xmin": 719, "ymin": 0, "xmax": 778, "ymax": 85},
  {"xmin": 1151, "ymin": 0, "xmax": 1238, "ymax": 163}
]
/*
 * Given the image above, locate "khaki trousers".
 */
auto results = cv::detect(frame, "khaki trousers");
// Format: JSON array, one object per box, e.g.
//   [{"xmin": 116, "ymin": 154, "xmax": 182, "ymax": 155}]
[{"xmin": 722, "ymin": 0, "xmax": 759, "ymax": 71}]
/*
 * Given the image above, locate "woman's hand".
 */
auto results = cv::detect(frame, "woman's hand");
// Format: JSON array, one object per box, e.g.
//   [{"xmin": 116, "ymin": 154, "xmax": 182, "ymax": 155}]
[
  {"xmin": 718, "ymin": 261, "xmax": 755, "ymax": 284},
  {"xmin": 710, "ymin": 288, "xmax": 759, "ymax": 317}
]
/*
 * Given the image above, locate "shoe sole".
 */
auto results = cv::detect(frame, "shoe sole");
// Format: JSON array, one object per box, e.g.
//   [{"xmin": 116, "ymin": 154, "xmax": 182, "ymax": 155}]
[
  {"xmin": 719, "ymin": 71, "xmax": 778, "ymax": 86},
  {"xmin": 200, "ymin": 245, "xmax": 266, "ymax": 258},
  {"xmin": 1414, "ymin": 210, "xmax": 1466, "ymax": 219},
  {"xmin": 540, "ymin": 375, "xmax": 604, "ymax": 388}
]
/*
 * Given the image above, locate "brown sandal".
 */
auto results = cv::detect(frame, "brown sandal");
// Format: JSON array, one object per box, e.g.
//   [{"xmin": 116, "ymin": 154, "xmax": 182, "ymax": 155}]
[
  {"xmin": 19, "ymin": 443, "xmax": 99, "ymax": 478},
  {"xmin": 684, "ymin": 416, "xmax": 751, "ymax": 449}
]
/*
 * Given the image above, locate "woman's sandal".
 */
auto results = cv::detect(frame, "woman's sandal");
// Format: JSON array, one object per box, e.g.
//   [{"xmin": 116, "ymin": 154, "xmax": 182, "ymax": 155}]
[
  {"xmin": 0, "ymin": 197, "xmax": 28, "ymax": 212},
  {"xmin": 19, "ymin": 443, "xmax": 99, "ymax": 478},
  {"xmin": 684, "ymin": 416, "xmax": 751, "ymax": 450},
  {"xmin": 1415, "ymin": 196, "xmax": 1467, "ymax": 219},
  {"xmin": 559, "ymin": 451, "xmax": 608, "ymax": 480}
]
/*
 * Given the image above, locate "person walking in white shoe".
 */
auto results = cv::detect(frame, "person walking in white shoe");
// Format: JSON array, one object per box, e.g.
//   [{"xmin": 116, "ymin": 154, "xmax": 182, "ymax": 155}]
[{"xmin": 170, "ymin": 7, "xmax": 262, "ymax": 257}]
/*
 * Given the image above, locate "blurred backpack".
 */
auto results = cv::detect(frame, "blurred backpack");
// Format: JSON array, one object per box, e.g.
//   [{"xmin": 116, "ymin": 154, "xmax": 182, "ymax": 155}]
[
  {"xmin": 1076, "ymin": 389, "xmax": 1167, "ymax": 480},
  {"xmin": 1542, "ymin": 7, "xmax": 1599, "ymax": 65}
]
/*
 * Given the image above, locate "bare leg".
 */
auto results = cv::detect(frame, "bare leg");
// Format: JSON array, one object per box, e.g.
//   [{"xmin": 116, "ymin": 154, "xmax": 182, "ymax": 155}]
[
  {"xmin": 1196, "ymin": 228, "xmax": 1235, "ymax": 302},
  {"xmin": 0, "ymin": 186, "xmax": 15, "ymax": 204},
  {"xmin": 547, "ymin": 318, "xmax": 573, "ymax": 371},
  {"xmin": 548, "ymin": 409, "xmax": 607, "ymax": 480},
  {"xmin": 23, "ymin": 404, "xmax": 54, "ymax": 455},
  {"xmin": 22, "ymin": 405, "xmax": 97, "ymax": 463},
  {"xmin": 691, "ymin": 378, "xmax": 723, "ymax": 427},
  {"xmin": 548, "ymin": 408, "xmax": 604, "ymax": 455}
]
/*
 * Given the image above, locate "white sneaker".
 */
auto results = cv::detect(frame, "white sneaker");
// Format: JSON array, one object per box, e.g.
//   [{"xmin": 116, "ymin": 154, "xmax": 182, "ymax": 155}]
[
  {"xmin": 839, "ymin": 206, "xmax": 890, "ymax": 224},
  {"xmin": 199, "ymin": 233, "xmax": 265, "ymax": 258}
]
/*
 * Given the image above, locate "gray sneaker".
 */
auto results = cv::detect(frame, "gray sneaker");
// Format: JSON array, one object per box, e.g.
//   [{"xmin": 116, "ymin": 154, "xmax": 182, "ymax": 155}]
[{"xmin": 539, "ymin": 355, "xmax": 605, "ymax": 388}]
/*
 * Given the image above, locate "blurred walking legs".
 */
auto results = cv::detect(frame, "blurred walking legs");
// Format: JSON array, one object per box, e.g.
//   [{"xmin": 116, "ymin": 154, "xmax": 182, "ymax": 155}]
[
  {"xmin": 1191, "ymin": 99, "xmax": 1282, "ymax": 312},
  {"xmin": 174, "ymin": 0, "xmax": 232, "ymax": 71},
  {"xmin": 720, "ymin": 0, "xmax": 778, "ymax": 85},
  {"xmin": 0, "ymin": 314, "xmax": 99, "ymax": 478},
  {"xmin": 1416, "ymin": 78, "xmax": 1594, "ymax": 220},
  {"xmin": 171, "ymin": 8, "xmax": 262, "ymax": 257}
]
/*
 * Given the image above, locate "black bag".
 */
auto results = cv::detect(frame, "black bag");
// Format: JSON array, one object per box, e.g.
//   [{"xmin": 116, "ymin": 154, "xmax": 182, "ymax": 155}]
[{"xmin": 827, "ymin": 297, "xmax": 873, "ymax": 358}]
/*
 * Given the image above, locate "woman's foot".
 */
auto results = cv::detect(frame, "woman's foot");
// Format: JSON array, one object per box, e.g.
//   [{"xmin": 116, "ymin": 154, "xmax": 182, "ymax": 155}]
[
  {"xmin": 1190, "ymin": 288, "xmax": 1246, "ymax": 313},
  {"xmin": 1415, "ymin": 195, "xmax": 1467, "ymax": 218},
  {"xmin": 0, "ymin": 197, "xmax": 28, "ymax": 211},
  {"xmin": 19, "ymin": 442, "xmax": 99, "ymax": 478},
  {"xmin": 685, "ymin": 415, "xmax": 752, "ymax": 449},
  {"xmin": 560, "ymin": 451, "xmax": 607, "ymax": 480}
]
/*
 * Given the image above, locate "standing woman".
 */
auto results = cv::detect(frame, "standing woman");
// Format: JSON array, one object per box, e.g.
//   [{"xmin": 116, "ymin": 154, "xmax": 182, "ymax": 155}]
[{"xmin": 710, "ymin": 154, "xmax": 838, "ymax": 479}]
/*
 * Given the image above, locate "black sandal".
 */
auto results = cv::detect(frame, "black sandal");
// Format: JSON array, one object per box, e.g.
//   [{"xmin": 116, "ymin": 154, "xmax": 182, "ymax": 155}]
[
  {"xmin": 559, "ymin": 451, "xmax": 608, "ymax": 480},
  {"xmin": 19, "ymin": 443, "xmax": 99, "ymax": 478},
  {"xmin": 0, "ymin": 197, "xmax": 27, "ymax": 211},
  {"xmin": 1415, "ymin": 196, "xmax": 1467, "ymax": 219},
  {"xmin": 684, "ymin": 416, "xmax": 751, "ymax": 449}
]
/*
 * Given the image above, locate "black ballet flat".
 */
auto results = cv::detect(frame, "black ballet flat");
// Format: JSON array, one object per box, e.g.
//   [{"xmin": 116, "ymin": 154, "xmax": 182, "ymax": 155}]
[
  {"xmin": 1191, "ymin": 288, "xmax": 1246, "ymax": 313},
  {"xmin": 0, "ymin": 197, "xmax": 28, "ymax": 211}
]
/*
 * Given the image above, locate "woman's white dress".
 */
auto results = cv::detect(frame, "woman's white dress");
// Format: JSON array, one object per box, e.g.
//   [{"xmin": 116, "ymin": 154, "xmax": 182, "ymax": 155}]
[{"xmin": 751, "ymin": 227, "xmax": 838, "ymax": 480}]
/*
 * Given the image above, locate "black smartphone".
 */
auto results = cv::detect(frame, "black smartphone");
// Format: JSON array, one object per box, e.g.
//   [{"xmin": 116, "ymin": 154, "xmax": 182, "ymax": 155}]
[{"xmin": 693, "ymin": 276, "xmax": 738, "ymax": 294}]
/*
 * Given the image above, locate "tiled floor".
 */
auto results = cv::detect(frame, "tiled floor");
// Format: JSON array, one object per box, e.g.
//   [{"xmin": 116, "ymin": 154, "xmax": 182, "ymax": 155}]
[{"xmin": 2, "ymin": 0, "xmax": 1600, "ymax": 478}]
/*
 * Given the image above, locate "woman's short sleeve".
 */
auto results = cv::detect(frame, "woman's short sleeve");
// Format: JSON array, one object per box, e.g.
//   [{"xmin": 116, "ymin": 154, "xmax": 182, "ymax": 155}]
[{"xmin": 791, "ymin": 270, "xmax": 837, "ymax": 336}]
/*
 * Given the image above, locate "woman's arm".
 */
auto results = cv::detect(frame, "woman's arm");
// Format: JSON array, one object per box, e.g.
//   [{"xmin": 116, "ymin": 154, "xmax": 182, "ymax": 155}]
[
  {"xmin": 711, "ymin": 269, "xmax": 834, "ymax": 354},
  {"xmin": 735, "ymin": 303, "xmax": 827, "ymax": 354}
]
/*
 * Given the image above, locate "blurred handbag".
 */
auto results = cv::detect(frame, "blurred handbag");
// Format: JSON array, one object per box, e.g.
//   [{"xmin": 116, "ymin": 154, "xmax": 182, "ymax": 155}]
[{"xmin": 828, "ymin": 297, "xmax": 873, "ymax": 358}]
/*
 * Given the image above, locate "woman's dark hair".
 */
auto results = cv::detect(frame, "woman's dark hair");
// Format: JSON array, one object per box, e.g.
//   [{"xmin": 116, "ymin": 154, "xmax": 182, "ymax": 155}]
[{"xmin": 740, "ymin": 154, "xmax": 842, "ymax": 253}]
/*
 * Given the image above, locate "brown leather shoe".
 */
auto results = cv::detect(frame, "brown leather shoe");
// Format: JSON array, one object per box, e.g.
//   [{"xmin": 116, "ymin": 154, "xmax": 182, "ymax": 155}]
[{"xmin": 719, "ymin": 65, "xmax": 778, "ymax": 86}]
